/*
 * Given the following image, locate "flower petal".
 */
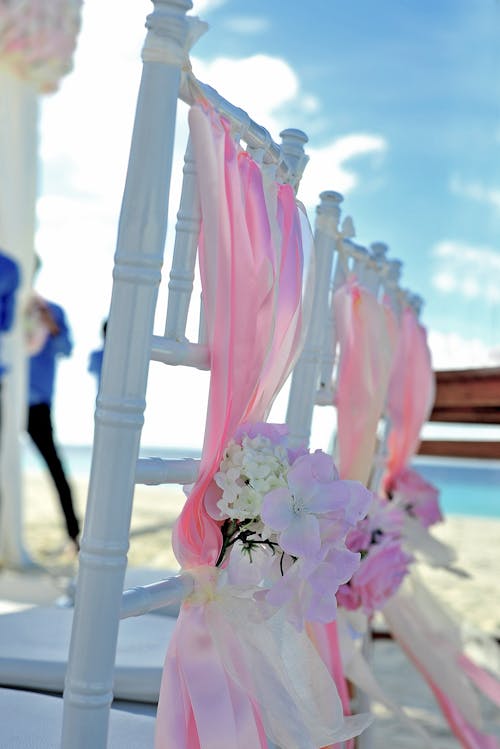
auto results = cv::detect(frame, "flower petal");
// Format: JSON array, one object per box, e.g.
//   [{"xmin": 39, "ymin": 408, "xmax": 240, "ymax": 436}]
[
  {"xmin": 260, "ymin": 487, "xmax": 294, "ymax": 531},
  {"xmin": 279, "ymin": 513, "xmax": 321, "ymax": 558}
]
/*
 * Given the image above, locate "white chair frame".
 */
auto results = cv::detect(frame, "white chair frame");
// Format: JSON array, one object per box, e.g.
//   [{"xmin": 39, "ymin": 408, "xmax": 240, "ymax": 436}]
[
  {"xmin": 60, "ymin": 2, "xmax": 309, "ymax": 746},
  {"xmin": 283, "ymin": 194, "xmax": 423, "ymax": 749},
  {"xmin": 285, "ymin": 192, "xmax": 399, "ymax": 451}
]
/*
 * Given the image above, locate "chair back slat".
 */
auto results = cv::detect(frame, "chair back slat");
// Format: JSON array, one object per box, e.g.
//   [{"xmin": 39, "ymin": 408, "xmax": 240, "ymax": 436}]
[
  {"xmin": 285, "ymin": 191, "xmax": 342, "ymax": 445},
  {"xmin": 135, "ymin": 456, "xmax": 200, "ymax": 485},
  {"xmin": 197, "ymin": 293, "xmax": 208, "ymax": 344},
  {"xmin": 370, "ymin": 241, "xmax": 389, "ymax": 300},
  {"xmin": 164, "ymin": 136, "xmax": 201, "ymax": 343},
  {"xmin": 383, "ymin": 259, "xmax": 403, "ymax": 312},
  {"xmin": 150, "ymin": 334, "xmax": 209, "ymax": 368},
  {"xmin": 120, "ymin": 574, "xmax": 192, "ymax": 619},
  {"xmin": 316, "ymin": 228, "xmax": 350, "ymax": 405}
]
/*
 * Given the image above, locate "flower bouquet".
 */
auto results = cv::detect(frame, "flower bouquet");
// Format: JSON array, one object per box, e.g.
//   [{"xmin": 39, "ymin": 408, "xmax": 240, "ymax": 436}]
[
  {"xmin": 206, "ymin": 422, "xmax": 373, "ymax": 630},
  {"xmin": 386, "ymin": 467, "xmax": 455, "ymax": 569},
  {"xmin": 336, "ymin": 495, "xmax": 413, "ymax": 616},
  {"xmin": 388, "ymin": 467, "xmax": 443, "ymax": 528}
]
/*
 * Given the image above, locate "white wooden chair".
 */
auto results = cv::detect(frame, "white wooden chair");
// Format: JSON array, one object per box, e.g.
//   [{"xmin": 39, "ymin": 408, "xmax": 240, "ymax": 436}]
[
  {"xmin": 284, "ymin": 196, "xmax": 404, "ymax": 749},
  {"xmin": 0, "ymin": 1, "xmax": 311, "ymax": 746},
  {"xmin": 296, "ymin": 233, "xmax": 439, "ymax": 749},
  {"xmin": 285, "ymin": 193, "xmax": 397, "ymax": 451}
]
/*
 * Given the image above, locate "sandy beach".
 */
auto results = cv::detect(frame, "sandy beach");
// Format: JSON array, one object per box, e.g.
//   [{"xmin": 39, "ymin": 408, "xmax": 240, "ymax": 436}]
[{"xmin": 2, "ymin": 469, "xmax": 499, "ymax": 747}]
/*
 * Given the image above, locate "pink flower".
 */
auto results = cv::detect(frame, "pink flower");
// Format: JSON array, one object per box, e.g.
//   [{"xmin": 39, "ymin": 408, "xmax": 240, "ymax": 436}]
[
  {"xmin": 261, "ymin": 451, "xmax": 371, "ymax": 559},
  {"xmin": 234, "ymin": 421, "xmax": 308, "ymax": 464},
  {"xmin": 345, "ymin": 525, "xmax": 371, "ymax": 553},
  {"xmin": 345, "ymin": 495, "xmax": 404, "ymax": 553},
  {"xmin": 337, "ymin": 541, "xmax": 412, "ymax": 616},
  {"xmin": 266, "ymin": 546, "xmax": 361, "ymax": 630},
  {"xmin": 336, "ymin": 582, "xmax": 362, "ymax": 611},
  {"xmin": 235, "ymin": 421, "xmax": 289, "ymax": 444},
  {"xmin": 366, "ymin": 495, "xmax": 405, "ymax": 539},
  {"xmin": 390, "ymin": 468, "xmax": 443, "ymax": 528}
]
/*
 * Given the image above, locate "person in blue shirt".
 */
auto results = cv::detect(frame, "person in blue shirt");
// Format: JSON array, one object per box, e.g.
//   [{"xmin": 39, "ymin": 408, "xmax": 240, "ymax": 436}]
[
  {"xmin": 88, "ymin": 318, "xmax": 107, "ymax": 388},
  {"xmin": 27, "ymin": 295, "xmax": 80, "ymax": 551},
  {"xmin": 0, "ymin": 250, "xmax": 20, "ymax": 432}
]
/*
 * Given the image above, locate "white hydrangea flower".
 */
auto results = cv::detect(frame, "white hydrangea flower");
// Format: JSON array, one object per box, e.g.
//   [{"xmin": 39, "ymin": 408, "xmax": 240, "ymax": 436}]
[{"xmin": 215, "ymin": 435, "xmax": 290, "ymax": 521}]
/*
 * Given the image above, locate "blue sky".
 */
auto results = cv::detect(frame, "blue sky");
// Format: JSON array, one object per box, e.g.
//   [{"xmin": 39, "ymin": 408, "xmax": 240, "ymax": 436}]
[
  {"xmin": 34, "ymin": 0, "xmax": 500, "ymax": 446},
  {"xmin": 194, "ymin": 0, "xmax": 500, "ymax": 346}
]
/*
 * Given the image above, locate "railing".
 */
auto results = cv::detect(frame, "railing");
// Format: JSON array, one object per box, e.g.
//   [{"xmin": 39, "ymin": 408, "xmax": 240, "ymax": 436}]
[{"xmin": 419, "ymin": 367, "xmax": 500, "ymax": 459}]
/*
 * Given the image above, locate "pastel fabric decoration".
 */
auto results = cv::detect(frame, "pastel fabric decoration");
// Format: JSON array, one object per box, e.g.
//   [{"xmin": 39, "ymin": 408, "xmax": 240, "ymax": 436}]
[
  {"xmin": 382, "ymin": 311, "xmax": 451, "ymax": 565},
  {"xmin": 0, "ymin": 0, "xmax": 82, "ymax": 92},
  {"xmin": 333, "ymin": 277, "xmax": 398, "ymax": 485},
  {"xmin": 381, "ymin": 307, "xmax": 500, "ymax": 748},
  {"xmin": 155, "ymin": 105, "xmax": 371, "ymax": 749},
  {"xmin": 309, "ymin": 279, "xmax": 398, "ymax": 749},
  {"xmin": 384, "ymin": 574, "xmax": 500, "ymax": 749},
  {"xmin": 384, "ymin": 304, "xmax": 435, "ymax": 487}
]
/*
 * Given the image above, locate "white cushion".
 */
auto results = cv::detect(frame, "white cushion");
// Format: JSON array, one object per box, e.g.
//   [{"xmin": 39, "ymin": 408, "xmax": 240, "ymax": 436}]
[
  {"xmin": 0, "ymin": 607, "xmax": 177, "ymax": 702},
  {"xmin": 0, "ymin": 688, "xmax": 155, "ymax": 748}
]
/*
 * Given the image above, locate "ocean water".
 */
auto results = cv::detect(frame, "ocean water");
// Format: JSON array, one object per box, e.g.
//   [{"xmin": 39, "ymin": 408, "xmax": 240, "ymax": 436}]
[
  {"xmin": 412, "ymin": 456, "xmax": 500, "ymax": 519},
  {"xmin": 22, "ymin": 444, "xmax": 500, "ymax": 519}
]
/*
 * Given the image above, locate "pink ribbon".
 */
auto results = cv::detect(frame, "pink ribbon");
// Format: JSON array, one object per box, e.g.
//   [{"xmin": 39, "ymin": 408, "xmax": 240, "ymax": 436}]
[
  {"xmin": 384, "ymin": 576, "xmax": 500, "ymax": 749},
  {"xmin": 384, "ymin": 305, "xmax": 435, "ymax": 487},
  {"xmin": 459, "ymin": 655, "xmax": 500, "ymax": 709},
  {"xmin": 155, "ymin": 105, "xmax": 305, "ymax": 749},
  {"xmin": 172, "ymin": 107, "xmax": 277, "ymax": 570},
  {"xmin": 307, "ymin": 620, "xmax": 355, "ymax": 749},
  {"xmin": 242, "ymin": 183, "xmax": 306, "ymax": 421},
  {"xmin": 158, "ymin": 595, "xmax": 268, "ymax": 749},
  {"xmin": 334, "ymin": 277, "xmax": 398, "ymax": 484},
  {"xmin": 393, "ymin": 628, "xmax": 499, "ymax": 749},
  {"xmin": 380, "ymin": 308, "xmax": 500, "ymax": 746},
  {"xmin": 434, "ymin": 695, "xmax": 499, "ymax": 749},
  {"xmin": 311, "ymin": 279, "xmax": 398, "ymax": 747}
]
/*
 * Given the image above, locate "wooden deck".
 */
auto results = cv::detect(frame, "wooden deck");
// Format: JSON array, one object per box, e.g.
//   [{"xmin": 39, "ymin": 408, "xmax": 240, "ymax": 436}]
[{"xmin": 418, "ymin": 367, "xmax": 500, "ymax": 460}]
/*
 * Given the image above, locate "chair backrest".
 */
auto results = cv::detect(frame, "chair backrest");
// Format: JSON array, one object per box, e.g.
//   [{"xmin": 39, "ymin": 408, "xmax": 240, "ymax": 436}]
[
  {"xmin": 61, "ymin": 3, "xmax": 309, "ymax": 747},
  {"xmin": 285, "ymin": 190, "xmax": 346, "ymax": 445},
  {"xmin": 285, "ymin": 192, "xmax": 396, "ymax": 443},
  {"xmin": 285, "ymin": 191, "xmax": 410, "ymax": 492}
]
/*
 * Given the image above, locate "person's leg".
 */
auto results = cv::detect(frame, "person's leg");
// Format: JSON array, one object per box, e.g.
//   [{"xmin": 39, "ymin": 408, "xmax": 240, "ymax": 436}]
[{"xmin": 27, "ymin": 403, "xmax": 80, "ymax": 544}]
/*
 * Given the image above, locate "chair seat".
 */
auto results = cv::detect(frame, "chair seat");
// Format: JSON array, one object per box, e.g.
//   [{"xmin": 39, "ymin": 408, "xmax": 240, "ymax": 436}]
[
  {"xmin": 0, "ymin": 607, "xmax": 176, "ymax": 702},
  {"xmin": 0, "ymin": 688, "xmax": 155, "ymax": 748}
]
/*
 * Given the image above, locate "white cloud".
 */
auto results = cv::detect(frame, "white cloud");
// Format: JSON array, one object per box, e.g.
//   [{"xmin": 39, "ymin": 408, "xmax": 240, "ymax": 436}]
[
  {"xmin": 192, "ymin": 53, "xmax": 299, "ymax": 130},
  {"xmin": 431, "ymin": 240, "xmax": 500, "ymax": 302},
  {"xmin": 301, "ymin": 95, "xmax": 320, "ymax": 114},
  {"xmin": 192, "ymin": 54, "xmax": 387, "ymax": 208},
  {"xmin": 449, "ymin": 174, "xmax": 500, "ymax": 211},
  {"xmin": 223, "ymin": 16, "xmax": 271, "ymax": 34},
  {"xmin": 432, "ymin": 271, "xmax": 456, "ymax": 293},
  {"xmin": 485, "ymin": 284, "xmax": 500, "ymax": 303},
  {"xmin": 434, "ymin": 239, "xmax": 500, "ymax": 269},
  {"xmin": 298, "ymin": 134, "xmax": 388, "ymax": 209},
  {"xmin": 462, "ymin": 277, "xmax": 480, "ymax": 299},
  {"xmin": 427, "ymin": 330, "xmax": 498, "ymax": 370}
]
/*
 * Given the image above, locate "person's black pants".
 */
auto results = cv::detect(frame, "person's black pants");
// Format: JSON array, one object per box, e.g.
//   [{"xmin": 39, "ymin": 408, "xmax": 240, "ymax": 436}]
[{"xmin": 27, "ymin": 402, "xmax": 80, "ymax": 542}]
